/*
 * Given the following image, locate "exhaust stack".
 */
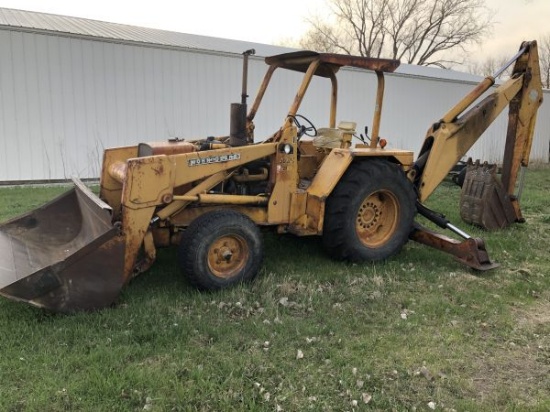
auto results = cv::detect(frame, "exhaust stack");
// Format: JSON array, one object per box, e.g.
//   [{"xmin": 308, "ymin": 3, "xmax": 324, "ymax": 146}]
[{"xmin": 230, "ymin": 49, "xmax": 255, "ymax": 146}]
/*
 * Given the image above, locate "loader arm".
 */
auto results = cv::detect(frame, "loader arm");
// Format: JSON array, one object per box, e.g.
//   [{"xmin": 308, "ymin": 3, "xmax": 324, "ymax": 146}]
[{"xmin": 411, "ymin": 41, "xmax": 543, "ymax": 206}]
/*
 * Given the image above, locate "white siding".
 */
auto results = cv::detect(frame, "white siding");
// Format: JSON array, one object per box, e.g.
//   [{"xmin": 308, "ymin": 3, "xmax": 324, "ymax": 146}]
[
  {"xmin": 0, "ymin": 31, "xmax": 248, "ymax": 181},
  {"xmin": 0, "ymin": 29, "xmax": 548, "ymax": 183}
]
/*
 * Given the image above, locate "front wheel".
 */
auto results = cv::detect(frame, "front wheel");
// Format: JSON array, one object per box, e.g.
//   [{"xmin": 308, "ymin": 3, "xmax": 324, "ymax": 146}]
[
  {"xmin": 178, "ymin": 210, "xmax": 264, "ymax": 290},
  {"xmin": 323, "ymin": 159, "xmax": 416, "ymax": 262}
]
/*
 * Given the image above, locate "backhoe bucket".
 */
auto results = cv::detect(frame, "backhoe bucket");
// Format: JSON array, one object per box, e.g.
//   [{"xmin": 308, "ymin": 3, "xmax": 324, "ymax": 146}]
[
  {"xmin": 459, "ymin": 160, "xmax": 517, "ymax": 230},
  {"xmin": 0, "ymin": 179, "xmax": 125, "ymax": 313}
]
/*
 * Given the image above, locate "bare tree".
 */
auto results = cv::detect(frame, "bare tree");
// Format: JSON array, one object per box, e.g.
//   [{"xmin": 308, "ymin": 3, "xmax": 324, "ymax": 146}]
[
  {"xmin": 468, "ymin": 37, "xmax": 550, "ymax": 87},
  {"xmin": 299, "ymin": 0, "xmax": 492, "ymax": 67},
  {"xmin": 539, "ymin": 34, "xmax": 550, "ymax": 89},
  {"xmin": 468, "ymin": 55, "xmax": 510, "ymax": 78}
]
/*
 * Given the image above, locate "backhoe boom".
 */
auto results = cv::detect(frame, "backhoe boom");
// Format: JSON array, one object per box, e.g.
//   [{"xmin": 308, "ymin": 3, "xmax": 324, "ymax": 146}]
[{"xmin": 412, "ymin": 41, "xmax": 543, "ymax": 213}]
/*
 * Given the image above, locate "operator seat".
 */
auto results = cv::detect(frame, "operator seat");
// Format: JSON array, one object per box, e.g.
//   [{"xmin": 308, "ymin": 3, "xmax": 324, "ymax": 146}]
[{"xmin": 313, "ymin": 121, "xmax": 357, "ymax": 149}]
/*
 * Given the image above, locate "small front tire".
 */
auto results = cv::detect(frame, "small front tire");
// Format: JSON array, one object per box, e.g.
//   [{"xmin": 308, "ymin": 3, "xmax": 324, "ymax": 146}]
[{"xmin": 178, "ymin": 210, "xmax": 264, "ymax": 290}]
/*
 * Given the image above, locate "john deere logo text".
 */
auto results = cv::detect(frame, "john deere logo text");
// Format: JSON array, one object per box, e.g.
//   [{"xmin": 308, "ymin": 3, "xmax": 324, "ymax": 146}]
[{"xmin": 188, "ymin": 153, "xmax": 241, "ymax": 167}]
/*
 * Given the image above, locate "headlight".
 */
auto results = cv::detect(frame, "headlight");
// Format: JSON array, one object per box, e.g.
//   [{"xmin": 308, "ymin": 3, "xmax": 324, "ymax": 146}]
[{"xmin": 279, "ymin": 143, "xmax": 294, "ymax": 154}]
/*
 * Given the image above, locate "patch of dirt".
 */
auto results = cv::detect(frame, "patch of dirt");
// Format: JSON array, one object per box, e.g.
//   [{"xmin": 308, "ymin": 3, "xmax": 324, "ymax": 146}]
[
  {"xmin": 514, "ymin": 300, "xmax": 550, "ymax": 327},
  {"xmin": 471, "ymin": 301, "xmax": 550, "ymax": 406},
  {"xmin": 276, "ymin": 279, "xmax": 308, "ymax": 296}
]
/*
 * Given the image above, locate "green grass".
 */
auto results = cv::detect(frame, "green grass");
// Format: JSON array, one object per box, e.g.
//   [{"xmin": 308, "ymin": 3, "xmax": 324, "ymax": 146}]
[{"xmin": 0, "ymin": 166, "xmax": 549, "ymax": 411}]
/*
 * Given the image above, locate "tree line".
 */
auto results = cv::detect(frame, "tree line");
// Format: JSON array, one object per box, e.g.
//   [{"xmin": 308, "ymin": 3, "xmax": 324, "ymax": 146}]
[{"xmin": 284, "ymin": 0, "xmax": 550, "ymax": 87}]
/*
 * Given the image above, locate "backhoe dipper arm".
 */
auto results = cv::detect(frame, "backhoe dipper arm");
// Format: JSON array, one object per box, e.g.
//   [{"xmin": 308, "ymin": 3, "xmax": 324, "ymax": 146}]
[
  {"xmin": 411, "ymin": 41, "xmax": 543, "ymax": 203},
  {"xmin": 407, "ymin": 41, "xmax": 542, "ymax": 271}
]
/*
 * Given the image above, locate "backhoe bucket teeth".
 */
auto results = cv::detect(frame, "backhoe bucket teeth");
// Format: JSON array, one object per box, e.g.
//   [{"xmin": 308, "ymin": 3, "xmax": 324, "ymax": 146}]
[
  {"xmin": 0, "ymin": 179, "xmax": 125, "ymax": 313},
  {"xmin": 459, "ymin": 160, "xmax": 517, "ymax": 230}
]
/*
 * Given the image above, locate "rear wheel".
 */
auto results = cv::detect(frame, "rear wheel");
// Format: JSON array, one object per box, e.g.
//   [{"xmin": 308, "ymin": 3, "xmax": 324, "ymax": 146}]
[
  {"xmin": 179, "ymin": 210, "xmax": 264, "ymax": 290},
  {"xmin": 323, "ymin": 159, "xmax": 416, "ymax": 262}
]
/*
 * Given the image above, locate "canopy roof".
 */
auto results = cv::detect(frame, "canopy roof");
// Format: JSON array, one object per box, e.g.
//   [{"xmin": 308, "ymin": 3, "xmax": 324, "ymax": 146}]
[{"xmin": 265, "ymin": 51, "xmax": 400, "ymax": 78}]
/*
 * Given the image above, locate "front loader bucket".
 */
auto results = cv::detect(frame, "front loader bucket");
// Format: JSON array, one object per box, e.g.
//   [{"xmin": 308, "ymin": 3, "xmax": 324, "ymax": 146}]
[
  {"xmin": 459, "ymin": 160, "xmax": 517, "ymax": 230},
  {"xmin": 0, "ymin": 179, "xmax": 125, "ymax": 313}
]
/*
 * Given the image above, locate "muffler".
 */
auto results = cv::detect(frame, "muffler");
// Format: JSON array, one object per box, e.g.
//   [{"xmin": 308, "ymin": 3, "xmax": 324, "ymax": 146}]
[{"xmin": 0, "ymin": 179, "xmax": 125, "ymax": 313}]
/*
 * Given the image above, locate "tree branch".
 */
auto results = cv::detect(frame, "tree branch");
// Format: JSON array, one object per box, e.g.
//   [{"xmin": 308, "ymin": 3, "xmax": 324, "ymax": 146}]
[{"xmin": 300, "ymin": 0, "xmax": 492, "ymax": 67}]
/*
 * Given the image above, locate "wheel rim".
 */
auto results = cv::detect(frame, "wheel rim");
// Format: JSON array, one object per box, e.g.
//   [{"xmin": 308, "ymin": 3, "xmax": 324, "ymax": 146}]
[
  {"xmin": 355, "ymin": 190, "xmax": 400, "ymax": 248},
  {"xmin": 207, "ymin": 234, "xmax": 249, "ymax": 279}
]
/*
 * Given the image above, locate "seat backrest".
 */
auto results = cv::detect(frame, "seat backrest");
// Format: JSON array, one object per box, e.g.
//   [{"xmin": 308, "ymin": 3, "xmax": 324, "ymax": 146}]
[{"xmin": 313, "ymin": 121, "xmax": 357, "ymax": 149}]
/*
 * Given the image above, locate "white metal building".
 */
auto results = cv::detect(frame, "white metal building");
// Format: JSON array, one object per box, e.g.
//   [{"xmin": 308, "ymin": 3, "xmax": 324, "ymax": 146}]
[{"xmin": 0, "ymin": 8, "xmax": 548, "ymax": 183}]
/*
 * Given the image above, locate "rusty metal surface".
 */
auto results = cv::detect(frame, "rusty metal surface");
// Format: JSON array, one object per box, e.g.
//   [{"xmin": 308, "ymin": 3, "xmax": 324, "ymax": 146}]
[
  {"xmin": 459, "ymin": 160, "xmax": 517, "ymax": 230},
  {"xmin": 0, "ymin": 179, "xmax": 125, "ymax": 312},
  {"xmin": 499, "ymin": 42, "xmax": 543, "ymax": 214},
  {"xmin": 410, "ymin": 223, "xmax": 499, "ymax": 271},
  {"xmin": 370, "ymin": 71, "xmax": 385, "ymax": 147},
  {"xmin": 265, "ymin": 51, "xmax": 400, "ymax": 77}
]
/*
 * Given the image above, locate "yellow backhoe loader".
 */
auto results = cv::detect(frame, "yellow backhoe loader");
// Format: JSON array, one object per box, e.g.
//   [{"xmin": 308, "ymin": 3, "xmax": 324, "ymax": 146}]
[{"xmin": 0, "ymin": 42, "xmax": 542, "ymax": 313}]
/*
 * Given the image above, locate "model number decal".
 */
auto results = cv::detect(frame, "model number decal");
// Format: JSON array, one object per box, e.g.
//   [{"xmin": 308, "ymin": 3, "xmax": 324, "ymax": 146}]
[{"xmin": 188, "ymin": 153, "xmax": 241, "ymax": 167}]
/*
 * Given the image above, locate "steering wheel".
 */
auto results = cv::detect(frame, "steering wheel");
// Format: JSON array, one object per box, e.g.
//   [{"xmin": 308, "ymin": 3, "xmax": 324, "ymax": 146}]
[{"xmin": 291, "ymin": 114, "xmax": 317, "ymax": 138}]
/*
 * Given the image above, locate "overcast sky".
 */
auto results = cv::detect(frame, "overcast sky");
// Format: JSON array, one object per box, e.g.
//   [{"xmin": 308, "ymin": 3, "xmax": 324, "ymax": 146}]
[{"xmin": 0, "ymin": 0, "xmax": 548, "ymax": 68}]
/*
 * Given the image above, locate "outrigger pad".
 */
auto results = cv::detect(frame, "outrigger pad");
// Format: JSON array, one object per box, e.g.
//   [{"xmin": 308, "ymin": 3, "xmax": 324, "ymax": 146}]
[
  {"xmin": 410, "ymin": 223, "xmax": 499, "ymax": 271},
  {"xmin": 459, "ymin": 159, "xmax": 516, "ymax": 230}
]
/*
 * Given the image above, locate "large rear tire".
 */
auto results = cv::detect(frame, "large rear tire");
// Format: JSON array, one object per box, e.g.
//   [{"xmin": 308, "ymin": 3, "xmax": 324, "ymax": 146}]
[
  {"xmin": 323, "ymin": 159, "xmax": 416, "ymax": 262},
  {"xmin": 179, "ymin": 210, "xmax": 264, "ymax": 290}
]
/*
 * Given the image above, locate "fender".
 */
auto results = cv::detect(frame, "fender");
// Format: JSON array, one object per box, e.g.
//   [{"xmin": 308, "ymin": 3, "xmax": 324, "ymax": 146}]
[{"xmin": 299, "ymin": 147, "xmax": 414, "ymax": 234}]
